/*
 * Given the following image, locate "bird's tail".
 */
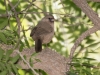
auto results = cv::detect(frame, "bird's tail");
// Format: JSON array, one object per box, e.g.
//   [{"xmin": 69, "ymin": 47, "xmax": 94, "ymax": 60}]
[{"xmin": 35, "ymin": 39, "xmax": 42, "ymax": 53}]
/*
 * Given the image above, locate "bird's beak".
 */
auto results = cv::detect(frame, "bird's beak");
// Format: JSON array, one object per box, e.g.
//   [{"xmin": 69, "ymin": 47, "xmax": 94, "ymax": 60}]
[{"xmin": 51, "ymin": 18, "xmax": 55, "ymax": 22}]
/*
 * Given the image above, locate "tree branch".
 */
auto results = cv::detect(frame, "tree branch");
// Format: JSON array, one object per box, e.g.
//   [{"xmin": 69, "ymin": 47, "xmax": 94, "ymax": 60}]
[
  {"xmin": 0, "ymin": 44, "xmax": 67, "ymax": 75},
  {"xmin": 66, "ymin": 0, "xmax": 100, "ymax": 73}
]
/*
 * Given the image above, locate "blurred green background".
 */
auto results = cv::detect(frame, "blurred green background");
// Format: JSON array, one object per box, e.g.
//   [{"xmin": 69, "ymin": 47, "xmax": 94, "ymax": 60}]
[{"xmin": 0, "ymin": 0, "xmax": 100, "ymax": 75}]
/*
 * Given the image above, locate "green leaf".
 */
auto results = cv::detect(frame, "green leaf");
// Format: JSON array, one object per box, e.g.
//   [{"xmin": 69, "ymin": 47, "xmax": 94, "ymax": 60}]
[
  {"xmin": 0, "ymin": 70, "xmax": 8, "ymax": 75},
  {"xmin": 82, "ymin": 62, "xmax": 94, "ymax": 68},
  {"xmin": 97, "ymin": 62, "xmax": 100, "ymax": 67},
  {"xmin": 67, "ymin": 71, "xmax": 77, "ymax": 75},
  {"xmin": 25, "ymin": 39, "xmax": 30, "ymax": 48},
  {"xmin": 0, "ymin": 32, "xmax": 7, "ymax": 43},
  {"xmin": 94, "ymin": 71, "xmax": 100, "ymax": 75},
  {"xmin": 35, "ymin": 58, "xmax": 41, "ymax": 62},
  {"xmin": 87, "ymin": 42, "xmax": 100, "ymax": 48},
  {"xmin": 29, "ymin": 57, "xmax": 33, "ymax": 67},
  {"xmin": 22, "ymin": 28, "xmax": 30, "ymax": 48},
  {"xmin": 5, "ymin": 49, "xmax": 13, "ymax": 61},
  {"xmin": 37, "ymin": 69, "xmax": 48, "ymax": 75},
  {"xmin": 10, "ymin": 55, "xmax": 20, "ymax": 64},
  {"xmin": 6, "ymin": 63, "xmax": 12, "ymax": 74},
  {"xmin": 83, "ymin": 69, "xmax": 92, "ymax": 75},
  {"xmin": 43, "ymin": 2, "xmax": 47, "ymax": 12},
  {"xmin": 83, "ymin": 57, "xmax": 95, "ymax": 60},
  {"xmin": 31, "ymin": 52, "xmax": 38, "ymax": 57},
  {"xmin": 3, "ymin": 30, "xmax": 13, "ymax": 37},
  {"xmin": 29, "ymin": 53, "xmax": 38, "ymax": 67},
  {"xmin": 0, "ymin": 48, "xmax": 4, "ymax": 60},
  {"xmin": 49, "ymin": 4, "xmax": 53, "ymax": 13},
  {"xmin": 11, "ymin": 63, "xmax": 18, "ymax": 74},
  {"xmin": 71, "ymin": 62, "xmax": 81, "ymax": 67},
  {"xmin": 36, "ymin": 12, "xmax": 41, "ymax": 18},
  {"xmin": 0, "ymin": 62, "xmax": 6, "ymax": 70},
  {"xmin": 0, "ymin": 19, "xmax": 8, "ymax": 29},
  {"xmin": 19, "ymin": 40, "xmax": 24, "ymax": 52},
  {"xmin": 13, "ymin": 30, "xmax": 19, "ymax": 38},
  {"xmin": 18, "ymin": 69, "xmax": 25, "ymax": 75},
  {"xmin": 10, "ymin": 23, "xmax": 17, "ymax": 31}
]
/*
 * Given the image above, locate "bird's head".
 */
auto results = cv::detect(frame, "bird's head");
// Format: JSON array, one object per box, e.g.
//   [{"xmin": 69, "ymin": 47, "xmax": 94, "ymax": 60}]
[{"xmin": 42, "ymin": 14, "xmax": 55, "ymax": 23}]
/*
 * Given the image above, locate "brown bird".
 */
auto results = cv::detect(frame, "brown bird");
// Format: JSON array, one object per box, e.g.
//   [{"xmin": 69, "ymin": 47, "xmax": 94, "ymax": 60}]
[{"xmin": 30, "ymin": 14, "xmax": 54, "ymax": 53}]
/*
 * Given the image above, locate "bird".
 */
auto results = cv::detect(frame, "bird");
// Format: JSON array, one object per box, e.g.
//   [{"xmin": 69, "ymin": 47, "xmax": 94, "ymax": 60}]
[{"xmin": 30, "ymin": 14, "xmax": 54, "ymax": 53}]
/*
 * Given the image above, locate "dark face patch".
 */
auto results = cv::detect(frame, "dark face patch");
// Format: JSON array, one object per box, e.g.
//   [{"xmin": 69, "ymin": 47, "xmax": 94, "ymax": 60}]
[{"xmin": 48, "ymin": 17, "xmax": 54, "ymax": 22}]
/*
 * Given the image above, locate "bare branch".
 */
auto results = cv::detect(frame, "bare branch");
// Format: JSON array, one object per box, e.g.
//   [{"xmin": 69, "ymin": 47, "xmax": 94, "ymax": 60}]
[{"xmin": 73, "ymin": 0, "xmax": 100, "ymax": 26}]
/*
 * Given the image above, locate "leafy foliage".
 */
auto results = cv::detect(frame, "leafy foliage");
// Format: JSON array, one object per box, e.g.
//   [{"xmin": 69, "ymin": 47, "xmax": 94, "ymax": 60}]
[
  {"xmin": 0, "ymin": 0, "xmax": 100, "ymax": 75},
  {"xmin": 0, "ymin": 48, "xmax": 20, "ymax": 75}
]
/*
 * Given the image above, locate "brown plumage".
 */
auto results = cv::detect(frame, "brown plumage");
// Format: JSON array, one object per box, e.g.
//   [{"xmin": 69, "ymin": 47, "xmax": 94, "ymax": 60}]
[{"xmin": 30, "ymin": 14, "xmax": 54, "ymax": 53}]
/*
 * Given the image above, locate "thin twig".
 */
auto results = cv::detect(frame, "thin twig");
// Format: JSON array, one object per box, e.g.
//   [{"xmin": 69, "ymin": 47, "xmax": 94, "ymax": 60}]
[
  {"xmin": 15, "ymin": 50, "xmax": 39, "ymax": 75},
  {"xmin": 7, "ymin": 0, "xmax": 22, "ymax": 49},
  {"xmin": 4, "ymin": 0, "xmax": 11, "ymax": 26},
  {"xmin": 0, "ymin": 11, "xmax": 72, "ymax": 18},
  {"xmin": 60, "ymin": 0, "xmax": 68, "ymax": 15},
  {"xmin": 26, "ymin": 0, "xmax": 43, "ymax": 11},
  {"xmin": 7, "ymin": 0, "xmax": 21, "ymax": 36},
  {"xmin": 13, "ymin": 0, "xmax": 20, "ymax": 9}
]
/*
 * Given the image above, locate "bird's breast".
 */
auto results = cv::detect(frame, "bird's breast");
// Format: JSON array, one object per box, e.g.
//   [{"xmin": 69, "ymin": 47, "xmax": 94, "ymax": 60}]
[{"xmin": 42, "ymin": 32, "xmax": 54, "ymax": 44}]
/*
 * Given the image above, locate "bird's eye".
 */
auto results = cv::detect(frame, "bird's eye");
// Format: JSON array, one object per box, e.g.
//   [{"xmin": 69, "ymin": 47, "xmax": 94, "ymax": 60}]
[{"xmin": 48, "ymin": 18, "xmax": 54, "ymax": 22}]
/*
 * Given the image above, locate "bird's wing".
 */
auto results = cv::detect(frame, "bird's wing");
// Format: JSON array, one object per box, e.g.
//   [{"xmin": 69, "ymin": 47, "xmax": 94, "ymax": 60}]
[
  {"xmin": 30, "ymin": 27, "xmax": 37, "ymax": 37},
  {"xmin": 30, "ymin": 21, "xmax": 53, "ymax": 36},
  {"xmin": 35, "ymin": 26, "xmax": 53, "ymax": 36}
]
